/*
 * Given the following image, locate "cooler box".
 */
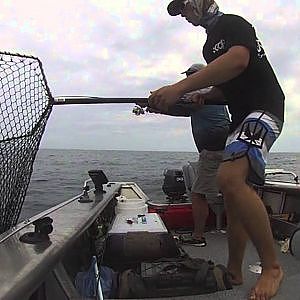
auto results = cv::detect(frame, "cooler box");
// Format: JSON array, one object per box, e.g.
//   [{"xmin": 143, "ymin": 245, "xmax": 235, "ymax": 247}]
[
  {"xmin": 105, "ymin": 213, "xmax": 180, "ymax": 263},
  {"xmin": 148, "ymin": 203, "xmax": 194, "ymax": 230},
  {"xmin": 109, "ymin": 213, "xmax": 167, "ymax": 234},
  {"xmin": 114, "ymin": 195, "xmax": 148, "ymax": 215}
]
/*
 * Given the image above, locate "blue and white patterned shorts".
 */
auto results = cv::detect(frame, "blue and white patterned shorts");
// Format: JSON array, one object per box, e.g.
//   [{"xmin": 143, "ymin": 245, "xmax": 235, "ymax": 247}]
[{"xmin": 223, "ymin": 111, "xmax": 283, "ymax": 185}]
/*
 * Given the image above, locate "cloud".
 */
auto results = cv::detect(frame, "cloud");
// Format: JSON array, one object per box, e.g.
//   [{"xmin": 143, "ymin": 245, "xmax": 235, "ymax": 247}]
[{"xmin": 0, "ymin": 0, "xmax": 299, "ymax": 152}]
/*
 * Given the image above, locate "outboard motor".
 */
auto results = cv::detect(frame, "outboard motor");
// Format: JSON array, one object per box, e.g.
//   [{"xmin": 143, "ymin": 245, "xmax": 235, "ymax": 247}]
[
  {"xmin": 162, "ymin": 169, "xmax": 187, "ymax": 201},
  {"xmin": 290, "ymin": 224, "xmax": 300, "ymax": 259}
]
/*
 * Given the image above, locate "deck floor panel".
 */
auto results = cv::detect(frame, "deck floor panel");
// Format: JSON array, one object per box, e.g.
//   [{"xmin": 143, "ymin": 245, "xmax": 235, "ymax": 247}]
[
  {"xmin": 178, "ymin": 231, "xmax": 300, "ymax": 300},
  {"xmin": 123, "ymin": 231, "xmax": 300, "ymax": 300}
]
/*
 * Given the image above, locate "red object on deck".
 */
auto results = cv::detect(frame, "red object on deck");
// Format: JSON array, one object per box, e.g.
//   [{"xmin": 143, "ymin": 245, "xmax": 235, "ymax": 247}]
[
  {"xmin": 148, "ymin": 204, "xmax": 193, "ymax": 229},
  {"xmin": 148, "ymin": 202, "xmax": 223, "ymax": 231}
]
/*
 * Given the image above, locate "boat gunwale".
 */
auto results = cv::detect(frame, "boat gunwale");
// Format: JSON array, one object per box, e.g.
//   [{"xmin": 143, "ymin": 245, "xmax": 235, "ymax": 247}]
[{"xmin": 0, "ymin": 183, "xmax": 123, "ymax": 300}]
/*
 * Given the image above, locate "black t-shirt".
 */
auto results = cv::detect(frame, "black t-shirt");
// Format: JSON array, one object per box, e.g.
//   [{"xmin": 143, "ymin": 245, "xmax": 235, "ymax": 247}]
[{"xmin": 203, "ymin": 14, "xmax": 285, "ymax": 131}]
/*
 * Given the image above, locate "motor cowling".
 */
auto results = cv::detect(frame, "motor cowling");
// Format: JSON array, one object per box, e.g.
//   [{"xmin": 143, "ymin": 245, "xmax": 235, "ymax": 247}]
[{"xmin": 162, "ymin": 169, "xmax": 186, "ymax": 201}]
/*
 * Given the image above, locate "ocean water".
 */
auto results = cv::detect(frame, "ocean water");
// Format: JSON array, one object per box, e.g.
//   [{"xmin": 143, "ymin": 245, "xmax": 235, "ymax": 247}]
[{"xmin": 19, "ymin": 149, "xmax": 300, "ymax": 221}]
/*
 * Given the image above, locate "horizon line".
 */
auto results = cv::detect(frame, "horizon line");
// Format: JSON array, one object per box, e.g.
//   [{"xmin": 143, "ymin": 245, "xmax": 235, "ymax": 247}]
[{"xmin": 39, "ymin": 147, "xmax": 300, "ymax": 154}]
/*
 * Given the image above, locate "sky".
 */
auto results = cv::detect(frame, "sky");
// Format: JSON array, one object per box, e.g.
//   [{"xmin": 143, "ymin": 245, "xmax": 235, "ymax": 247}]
[{"xmin": 0, "ymin": 0, "xmax": 299, "ymax": 152}]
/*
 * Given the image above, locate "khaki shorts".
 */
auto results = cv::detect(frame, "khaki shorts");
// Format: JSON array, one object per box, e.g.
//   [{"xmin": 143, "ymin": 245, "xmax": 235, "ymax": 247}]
[{"xmin": 191, "ymin": 149, "xmax": 223, "ymax": 202}]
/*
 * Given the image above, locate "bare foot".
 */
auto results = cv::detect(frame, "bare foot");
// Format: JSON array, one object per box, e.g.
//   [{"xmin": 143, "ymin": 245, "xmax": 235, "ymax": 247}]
[
  {"xmin": 249, "ymin": 265, "xmax": 283, "ymax": 300},
  {"xmin": 228, "ymin": 270, "xmax": 243, "ymax": 285},
  {"xmin": 227, "ymin": 263, "xmax": 243, "ymax": 285}
]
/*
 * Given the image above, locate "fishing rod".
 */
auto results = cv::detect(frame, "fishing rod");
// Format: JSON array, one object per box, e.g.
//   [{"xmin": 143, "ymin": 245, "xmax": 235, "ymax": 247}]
[
  {"xmin": 53, "ymin": 96, "xmax": 226, "ymax": 106},
  {"xmin": 53, "ymin": 96, "xmax": 227, "ymax": 115},
  {"xmin": 53, "ymin": 96, "xmax": 149, "ymax": 105},
  {"xmin": 53, "ymin": 96, "xmax": 152, "ymax": 116}
]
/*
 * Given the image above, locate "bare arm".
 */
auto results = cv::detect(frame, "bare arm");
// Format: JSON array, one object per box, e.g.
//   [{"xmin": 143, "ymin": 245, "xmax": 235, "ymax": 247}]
[
  {"xmin": 149, "ymin": 46, "xmax": 249, "ymax": 110},
  {"xmin": 176, "ymin": 46, "xmax": 250, "ymax": 95}
]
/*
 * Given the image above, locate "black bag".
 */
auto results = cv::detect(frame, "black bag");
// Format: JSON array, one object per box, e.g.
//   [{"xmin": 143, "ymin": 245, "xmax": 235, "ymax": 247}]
[
  {"xmin": 118, "ymin": 257, "xmax": 232, "ymax": 298},
  {"xmin": 105, "ymin": 232, "xmax": 180, "ymax": 262}
]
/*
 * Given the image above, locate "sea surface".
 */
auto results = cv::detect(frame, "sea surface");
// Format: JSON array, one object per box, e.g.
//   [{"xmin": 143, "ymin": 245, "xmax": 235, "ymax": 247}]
[{"xmin": 19, "ymin": 149, "xmax": 300, "ymax": 221}]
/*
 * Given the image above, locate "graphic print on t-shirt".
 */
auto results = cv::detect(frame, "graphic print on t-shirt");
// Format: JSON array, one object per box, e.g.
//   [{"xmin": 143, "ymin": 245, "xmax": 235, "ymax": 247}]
[
  {"xmin": 212, "ymin": 39, "xmax": 226, "ymax": 54},
  {"xmin": 256, "ymin": 39, "xmax": 266, "ymax": 59}
]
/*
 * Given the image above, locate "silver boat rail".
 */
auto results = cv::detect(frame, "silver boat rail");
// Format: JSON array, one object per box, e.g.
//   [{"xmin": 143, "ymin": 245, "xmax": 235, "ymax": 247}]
[{"xmin": 265, "ymin": 169, "xmax": 299, "ymax": 184}]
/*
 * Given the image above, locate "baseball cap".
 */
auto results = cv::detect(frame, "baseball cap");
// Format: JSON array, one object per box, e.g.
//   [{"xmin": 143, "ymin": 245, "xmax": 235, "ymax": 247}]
[
  {"xmin": 181, "ymin": 63, "xmax": 206, "ymax": 76},
  {"xmin": 167, "ymin": 0, "xmax": 187, "ymax": 16}
]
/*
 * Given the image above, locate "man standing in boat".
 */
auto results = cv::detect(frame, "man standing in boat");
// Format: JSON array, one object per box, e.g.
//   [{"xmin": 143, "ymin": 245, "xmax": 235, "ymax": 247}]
[
  {"xmin": 148, "ymin": 0, "xmax": 285, "ymax": 299},
  {"xmin": 149, "ymin": 63, "xmax": 230, "ymax": 246}
]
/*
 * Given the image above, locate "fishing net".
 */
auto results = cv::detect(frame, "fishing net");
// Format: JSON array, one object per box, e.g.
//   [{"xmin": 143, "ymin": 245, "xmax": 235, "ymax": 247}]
[{"xmin": 0, "ymin": 52, "xmax": 53, "ymax": 234}]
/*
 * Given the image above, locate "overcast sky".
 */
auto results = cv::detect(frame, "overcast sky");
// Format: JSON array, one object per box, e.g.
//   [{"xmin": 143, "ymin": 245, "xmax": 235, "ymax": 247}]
[{"xmin": 1, "ymin": 0, "xmax": 299, "ymax": 152}]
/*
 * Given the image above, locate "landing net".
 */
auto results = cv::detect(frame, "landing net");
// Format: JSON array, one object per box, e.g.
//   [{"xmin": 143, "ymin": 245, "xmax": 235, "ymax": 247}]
[{"xmin": 0, "ymin": 52, "xmax": 53, "ymax": 234}]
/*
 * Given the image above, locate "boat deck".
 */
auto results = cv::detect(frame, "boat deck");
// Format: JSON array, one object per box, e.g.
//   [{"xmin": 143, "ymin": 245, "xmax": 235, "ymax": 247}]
[{"xmin": 145, "ymin": 231, "xmax": 300, "ymax": 300}]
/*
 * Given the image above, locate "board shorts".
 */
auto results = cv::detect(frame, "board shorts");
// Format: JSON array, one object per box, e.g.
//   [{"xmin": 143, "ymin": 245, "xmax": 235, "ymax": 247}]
[{"xmin": 223, "ymin": 111, "xmax": 283, "ymax": 186}]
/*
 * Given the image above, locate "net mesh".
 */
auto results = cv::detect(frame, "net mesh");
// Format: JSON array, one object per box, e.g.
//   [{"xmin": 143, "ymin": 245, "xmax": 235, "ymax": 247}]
[{"xmin": 0, "ymin": 52, "xmax": 53, "ymax": 234}]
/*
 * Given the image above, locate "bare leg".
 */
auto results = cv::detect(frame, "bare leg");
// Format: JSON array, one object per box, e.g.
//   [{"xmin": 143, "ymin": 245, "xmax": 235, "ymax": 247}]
[
  {"xmin": 224, "ymin": 193, "xmax": 248, "ymax": 285},
  {"xmin": 217, "ymin": 157, "xmax": 283, "ymax": 299},
  {"xmin": 191, "ymin": 192, "xmax": 209, "ymax": 239}
]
